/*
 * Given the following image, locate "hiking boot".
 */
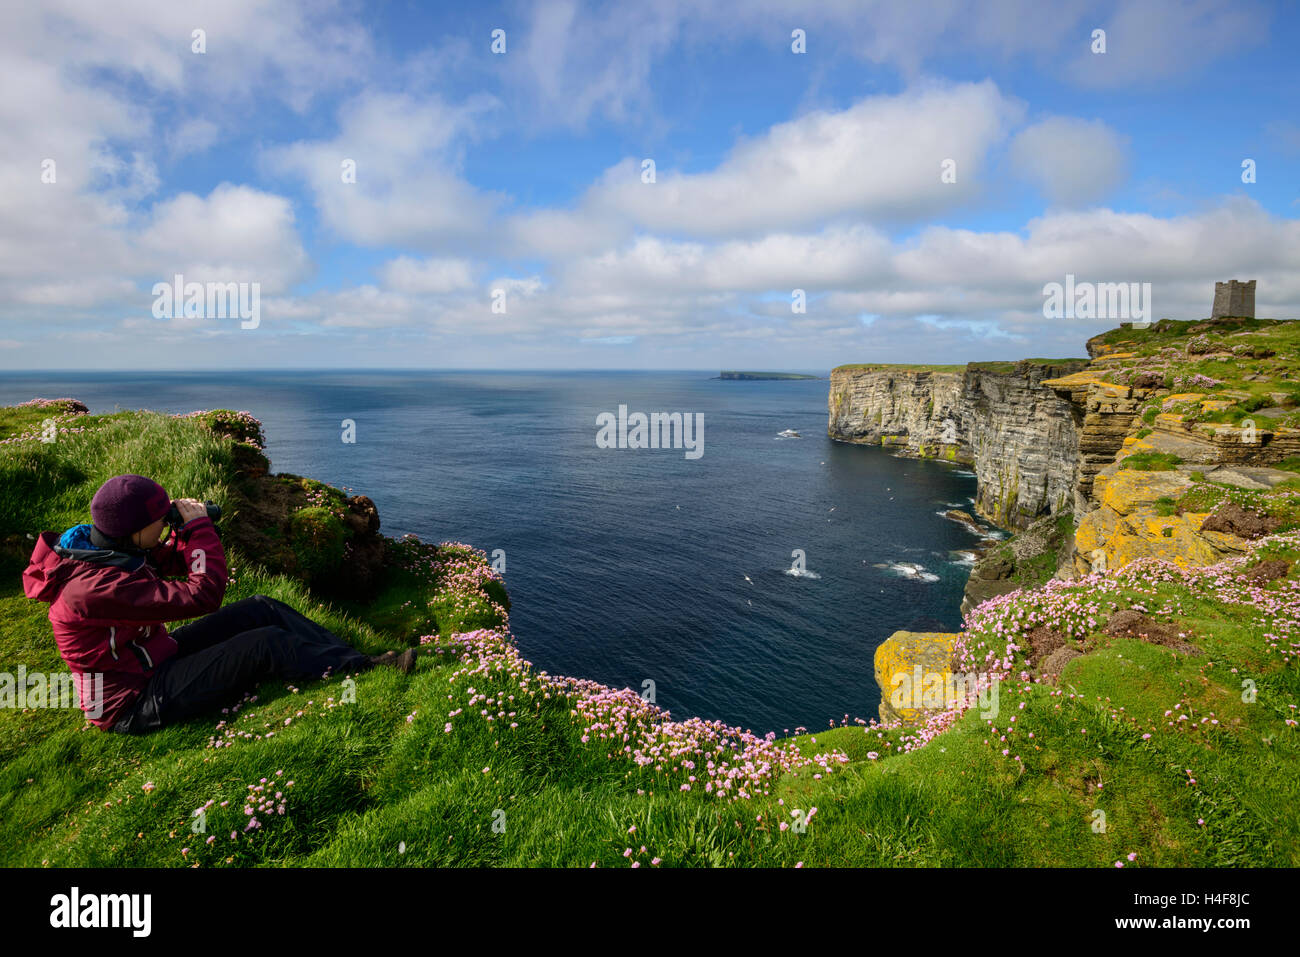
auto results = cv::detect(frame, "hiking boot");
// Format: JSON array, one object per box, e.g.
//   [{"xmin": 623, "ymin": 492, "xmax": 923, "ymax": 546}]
[{"xmin": 368, "ymin": 649, "xmax": 418, "ymax": 675}]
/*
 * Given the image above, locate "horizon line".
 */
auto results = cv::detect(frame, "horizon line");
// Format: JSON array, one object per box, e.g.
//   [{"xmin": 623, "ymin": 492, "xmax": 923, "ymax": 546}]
[{"xmin": 0, "ymin": 367, "xmax": 834, "ymax": 375}]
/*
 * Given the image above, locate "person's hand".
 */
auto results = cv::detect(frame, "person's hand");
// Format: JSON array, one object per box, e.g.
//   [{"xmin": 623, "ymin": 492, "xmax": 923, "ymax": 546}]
[{"xmin": 174, "ymin": 498, "xmax": 206, "ymax": 524}]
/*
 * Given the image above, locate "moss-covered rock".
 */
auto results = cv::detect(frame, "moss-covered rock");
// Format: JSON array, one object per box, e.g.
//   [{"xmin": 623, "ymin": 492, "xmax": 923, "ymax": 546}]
[{"xmin": 288, "ymin": 506, "xmax": 348, "ymax": 582}]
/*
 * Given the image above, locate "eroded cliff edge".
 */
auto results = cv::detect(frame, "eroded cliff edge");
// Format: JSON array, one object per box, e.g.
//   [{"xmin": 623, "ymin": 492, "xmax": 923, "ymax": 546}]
[
  {"xmin": 827, "ymin": 359, "xmax": 1091, "ymax": 529},
  {"xmin": 839, "ymin": 316, "xmax": 1300, "ymax": 723}
]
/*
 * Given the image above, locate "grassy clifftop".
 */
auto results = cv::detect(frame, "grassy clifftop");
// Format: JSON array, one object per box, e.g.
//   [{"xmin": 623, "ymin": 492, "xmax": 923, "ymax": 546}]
[{"xmin": 1, "ymin": 395, "xmax": 1297, "ymax": 866}]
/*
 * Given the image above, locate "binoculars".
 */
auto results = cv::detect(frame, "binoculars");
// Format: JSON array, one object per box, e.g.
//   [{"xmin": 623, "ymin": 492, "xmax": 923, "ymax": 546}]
[{"xmin": 165, "ymin": 500, "xmax": 222, "ymax": 527}]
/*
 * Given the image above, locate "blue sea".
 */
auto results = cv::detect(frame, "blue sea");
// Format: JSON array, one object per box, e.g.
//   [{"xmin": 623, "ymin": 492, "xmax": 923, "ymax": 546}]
[{"xmin": 1, "ymin": 370, "xmax": 991, "ymax": 736}]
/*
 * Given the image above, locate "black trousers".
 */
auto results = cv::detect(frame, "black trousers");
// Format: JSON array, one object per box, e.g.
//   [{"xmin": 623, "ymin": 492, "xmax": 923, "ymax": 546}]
[{"xmin": 110, "ymin": 594, "xmax": 371, "ymax": 734}]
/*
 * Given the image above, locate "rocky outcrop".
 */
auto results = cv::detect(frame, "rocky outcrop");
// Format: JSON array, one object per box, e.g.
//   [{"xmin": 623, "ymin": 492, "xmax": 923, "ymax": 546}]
[
  {"xmin": 1146, "ymin": 408, "xmax": 1300, "ymax": 465},
  {"xmin": 1070, "ymin": 409, "xmax": 1298, "ymax": 576},
  {"xmin": 828, "ymin": 360, "xmax": 1088, "ymax": 529},
  {"xmin": 1071, "ymin": 469, "xmax": 1249, "ymax": 575},
  {"xmin": 873, "ymin": 630, "xmax": 958, "ymax": 724},
  {"xmin": 1040, "ymin": 373, "xmax": 1150, "ymax": 512},
  {"xmin": 960, "ymin": 513, "xmax": 1074, "ymax": 618}
]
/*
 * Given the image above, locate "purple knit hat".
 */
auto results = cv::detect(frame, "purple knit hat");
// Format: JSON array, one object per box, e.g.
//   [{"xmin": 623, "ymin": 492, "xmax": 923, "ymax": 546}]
[{"xmin": 91, "ymin": 474, "xmax": 171, "ymax": 538}]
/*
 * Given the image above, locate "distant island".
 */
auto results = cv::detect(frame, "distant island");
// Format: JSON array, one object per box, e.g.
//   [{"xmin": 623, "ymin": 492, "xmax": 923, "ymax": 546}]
[{"xmin": 717, "ymin": 371, "xmax": 821, "ymax": 380}]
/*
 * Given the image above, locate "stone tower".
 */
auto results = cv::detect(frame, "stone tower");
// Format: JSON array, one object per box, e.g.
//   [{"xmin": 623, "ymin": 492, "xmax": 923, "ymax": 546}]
[{"xmin": 1212, "ymin": 279, "xmax": 1255, "ymax": 319}]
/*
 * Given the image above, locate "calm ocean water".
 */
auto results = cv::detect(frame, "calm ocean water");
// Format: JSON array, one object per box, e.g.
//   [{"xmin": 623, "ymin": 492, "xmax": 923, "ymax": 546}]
[{"xmin": 2, "ymin": 370, "xmax": 989, "ymax": 735}]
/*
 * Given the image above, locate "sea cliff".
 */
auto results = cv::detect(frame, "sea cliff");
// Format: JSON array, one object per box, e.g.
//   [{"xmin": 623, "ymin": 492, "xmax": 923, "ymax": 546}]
[
  {"xmin": 844, "ymin": 316, "xmax": 1300, "ymax": 731},
  {"xmin": 828, "ymin": 360, "xmax": 1089, "ymax": 529}
]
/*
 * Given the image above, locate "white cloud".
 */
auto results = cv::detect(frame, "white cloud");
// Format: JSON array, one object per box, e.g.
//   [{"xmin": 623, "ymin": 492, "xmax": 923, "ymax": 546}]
[
  {"xmin": 1008, "ymin": 117, "xmax": 1129, "ymax": 206},
  {"xmin": 193, "ymin": 196, "xmax": 1297, "ymax": 367},
  {"xmin": 504, "ymin": 80, "xmax": 1024, "ymax": 254},
  {"xmin": 500, "ymin": 0, "xmax": 686, "ymax": 132},
  {"xmin": 495, "ymin": 0, "xmax": 1260, "ymax": 130},
  {"xmin": 595, "ymin": 80, "xmax": 1021, "ymax": 236},
  {"xmin": 0, "ymin": 0, "xmax": 363, "ymax": 317},
  {"xmin": 0, "ymin": 0, "xmax": 1291, "ymax": 372},
  {"xmin": 137, "ymin": 184, "xmax": 311, "ymax": 292},
  {"xmin": 166, "ymin": 118, "xmax": 221, "ymax": 159},
  {"xmin": 318, "ymin": 286, "xmax": 423, "ymax": 329},
  {"xmin": 381, "ymin": 257, "xmax": 477, "ymax": 295},
  {"xmin": 1066, "ymin": 0, "xmax": 1266, "ymax": 89},
  {"xmin": 15, "ymin": 0, "xmax": 372, "ymax": 110},
  {"xmin": 558, "ymin": 226, "xmax": 893, "ymax": 295},
  {"xmin": 266, "ymin": 91, "xmax": 510, "ymax": 249}
]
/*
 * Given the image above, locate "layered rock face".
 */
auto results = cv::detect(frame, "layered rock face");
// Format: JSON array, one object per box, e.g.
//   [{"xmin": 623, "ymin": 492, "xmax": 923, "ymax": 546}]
[
  {"xmin": 1069, "ymin": 425, "xmax": 1295, "ymax": 577},
  {"xmin": 1040, "ymin": 372, "xmax": 1151, "ymax": 512},
  {"xmin": 828, "ymin": 361, "xmax": 1088, "ymax": 529}
]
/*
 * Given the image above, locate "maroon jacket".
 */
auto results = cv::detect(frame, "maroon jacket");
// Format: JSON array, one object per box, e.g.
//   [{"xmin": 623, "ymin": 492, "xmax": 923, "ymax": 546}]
[{"xmin": 22, "ymin": 517, "xmax": 227, "ymax": 730}]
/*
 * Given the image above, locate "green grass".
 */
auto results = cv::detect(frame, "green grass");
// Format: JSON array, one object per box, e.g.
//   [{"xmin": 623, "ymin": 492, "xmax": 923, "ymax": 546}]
[
  {"xmin": 967, "ymin": 358, "xmax": 1087, "ymax": 374},
  {"xmin": 833, "ymin": 358, "xmax": 1086, "ymax": 376},
  {"xmin": 1120, "ymin": 451, "xmax": 1183, "ymax": 471},
  {"xmin": 833, "ymin": 363, "xmax": 967, "ymax": 374},
  {"xmin": 2, "ymin": 398, "xmax": 1299, "ymax": 867},
  {"xmin": 979, "ymin": 513, "xmax": 1076, "ymax": 588},
  {"xmin": 1090, "ymin": 318, "xmax": 1300, "ymax": 430},
  {"xmin": 1175, "ymin": 480, "xmax": 1300, "ymax": 531}
]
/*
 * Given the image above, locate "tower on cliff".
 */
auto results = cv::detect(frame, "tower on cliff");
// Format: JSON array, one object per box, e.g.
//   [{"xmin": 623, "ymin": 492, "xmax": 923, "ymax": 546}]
[{"xmin": 1212, "ymin": 279, "xmax": 1256, "ymax": 319}]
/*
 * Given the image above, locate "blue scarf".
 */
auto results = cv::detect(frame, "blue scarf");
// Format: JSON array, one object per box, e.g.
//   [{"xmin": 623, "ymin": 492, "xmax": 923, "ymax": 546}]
[{"xmin": 55, "ymin": 523, "xmax": 146, "ymax": 571}]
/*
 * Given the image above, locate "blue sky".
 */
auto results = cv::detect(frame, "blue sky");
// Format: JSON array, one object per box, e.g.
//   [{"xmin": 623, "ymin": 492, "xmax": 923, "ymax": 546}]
[{"xmin": 2, "ymin": 0, "xmax": 1298, "ymax": 370}]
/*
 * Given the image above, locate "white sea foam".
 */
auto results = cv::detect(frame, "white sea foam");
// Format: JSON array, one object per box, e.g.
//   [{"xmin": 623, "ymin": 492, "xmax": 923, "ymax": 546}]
[
  {"xmin": 885, "ymin": 561, "xmax": 939, "ymax": 582},
  {"xmin": 784, "ymin": 567, "xmax": 821, "ymax": 579}
]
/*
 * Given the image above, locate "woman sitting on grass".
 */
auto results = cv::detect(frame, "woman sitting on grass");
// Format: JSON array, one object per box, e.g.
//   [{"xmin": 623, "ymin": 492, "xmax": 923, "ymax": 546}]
[{"xmin": 22, "ymin": 473, "xmax": 415, "ymax": 734}]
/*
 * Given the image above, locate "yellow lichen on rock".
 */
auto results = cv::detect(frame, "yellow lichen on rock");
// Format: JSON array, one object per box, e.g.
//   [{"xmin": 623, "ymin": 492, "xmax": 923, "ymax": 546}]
[
  {"xmin": 873, "ymin": 631, "xmax": 959, "ymax": 724},
  {"xmin": 1074, "ymin": 470, "xmax": 1248, "ymax": 574},
  {"xmin": 1162, "ymin": 393, "xmax": 1206, "ymax": 408},
  {"xmin": 1100, "ymin": 469, "xmax": 1192, "ymax": 512},
  {"xmin": 1042, "ymin": 372, "xmax": 1128, "ymax": 397}
]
